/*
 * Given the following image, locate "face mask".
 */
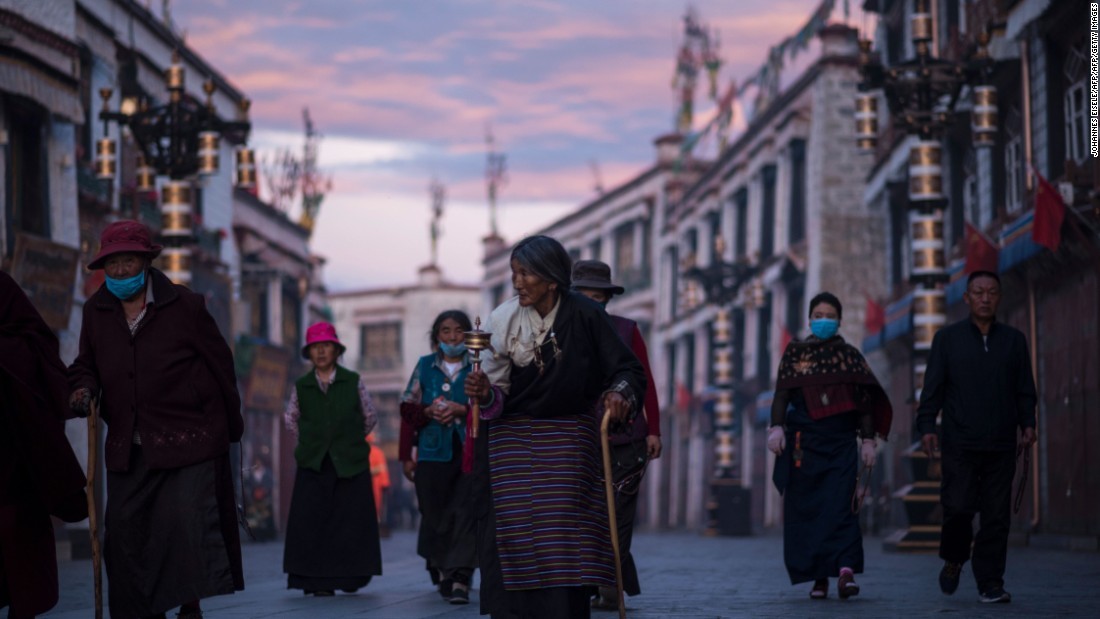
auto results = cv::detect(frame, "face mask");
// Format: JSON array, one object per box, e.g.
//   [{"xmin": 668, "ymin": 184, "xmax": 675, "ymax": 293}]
[
  {"xmin": 810, "ymin": 318, "xmax": 839, "ymax": 340},
  {"xmin": 106, "ymin": 270, "xmax": 146, "ymax": 300},
  {"xmin": 598, "ymin": 300, "xmax": 609, "ymax": 310},
  {"xmin": 439, "ymin": 342, "xmax": 467, "ymax": 358}
]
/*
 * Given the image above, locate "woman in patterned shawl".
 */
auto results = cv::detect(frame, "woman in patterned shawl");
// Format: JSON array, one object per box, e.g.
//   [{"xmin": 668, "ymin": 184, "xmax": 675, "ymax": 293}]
[
  {"xmin": 464, "ymin": 235, "xmax": 645, "ymax": 619},
  {"xmin": 768, "ymin": 292, "xmax": 892, "ymax": 600}
]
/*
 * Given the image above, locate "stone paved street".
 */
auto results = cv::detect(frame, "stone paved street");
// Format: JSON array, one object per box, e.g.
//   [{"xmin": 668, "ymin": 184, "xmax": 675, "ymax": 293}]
[{"xmin": 42, "ymin": 530, "xmax": 1100, "ymax": 618}]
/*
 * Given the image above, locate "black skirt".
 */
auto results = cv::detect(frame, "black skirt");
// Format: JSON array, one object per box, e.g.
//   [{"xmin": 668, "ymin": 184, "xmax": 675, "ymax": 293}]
[
  {"xmin": 283, "ymin": 455, "xmax": 382, "ymax": 591},
  {"xmin": 105, "ymin": 446, "xmax": 243, "ymax": 618},
  {"xmin": 776, "ymin": 398, "xmax": 863, "ymax": 585}
]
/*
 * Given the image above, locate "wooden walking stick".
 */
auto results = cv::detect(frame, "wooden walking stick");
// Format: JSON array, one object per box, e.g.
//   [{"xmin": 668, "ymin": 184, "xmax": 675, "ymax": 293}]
[
  {"xmin": 86, "ymin": 397, "xmax": 103, "ymax": 619},
  {"xmin": 600, "ymin": 410, "xmax": 627, "ymax": 619}
]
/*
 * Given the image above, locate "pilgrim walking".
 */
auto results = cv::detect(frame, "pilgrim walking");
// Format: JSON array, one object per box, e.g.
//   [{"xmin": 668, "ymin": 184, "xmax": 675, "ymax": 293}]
[
  {"xmin": 68, "ymin": 220, "xmax": 244, "ymax": 619},
  {"xmin": 464, "ymin": 235, "xmax": 646, "ymax": 619},
  {"xmin": 571, "ymin": 260, "xmax": 662, "ymax": 610},
  {"xmin": 283, "ymin": 321, "xmax": 383, "ymax": 596},
  {"xmin": 399, "ymin": 310, "xmax": 479, "ymax": 605},
  {"xmin": 768, "ymin": 292, "xmax": 892, "ymax": 599},
  {"xmin": 1, "ymin": 271, "xmax": 88, "ymax": 619}
]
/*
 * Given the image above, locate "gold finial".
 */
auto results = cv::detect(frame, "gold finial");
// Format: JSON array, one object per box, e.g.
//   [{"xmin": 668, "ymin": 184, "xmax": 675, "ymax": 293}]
[
  {"xmin": 714, "ymin": 235, "xmax": 726, "ymax": 256},
  {"xmin": 99, "ymin": 88, "xmax": 113, "ymax": 103}
]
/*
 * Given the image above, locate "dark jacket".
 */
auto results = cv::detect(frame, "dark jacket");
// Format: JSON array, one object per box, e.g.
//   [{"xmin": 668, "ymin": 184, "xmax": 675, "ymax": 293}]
[
  {"xmin": 68, "ymin": 268, "xmax": 243, "ymax": 472},
  {"xmin": 916, "ymin": 318, "xmax": 1037, "ymax": 451},
  {"xmin": 609, "ymin": 315, "xmax": 661, "ymax": 445},
  {"xmin": 293, "ymin": 365, "xmax": 371, "ymax": 478},
  {"xmin": 501, "ymin": 291, "xmax": 645, "ymax": 420},
  {"xmin": 1, "ymin": 272, "xmax": 88, "ymax": 617}
]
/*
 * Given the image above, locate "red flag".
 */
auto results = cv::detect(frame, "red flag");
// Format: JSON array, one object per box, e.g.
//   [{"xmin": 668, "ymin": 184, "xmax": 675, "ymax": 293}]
[
  {"xmin": 1033, "ymin": 169, "xmax": 1066, "ymax": 251},
  {"xmin": 965, "ymin": 221, "xmax": 1000, "ymax": 274},
  {"xmin": 675, "ymin": 382, "xmax": 692, "ymax": 413},
  {"xmin": 864, "ymin": 294, "xmax": 885, "ymax": 334}
]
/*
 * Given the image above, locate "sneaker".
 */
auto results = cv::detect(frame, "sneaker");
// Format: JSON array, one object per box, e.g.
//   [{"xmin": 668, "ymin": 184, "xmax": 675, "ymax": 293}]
[
  {"xmin": 449, "ymin": 584, "xmax": 470, "ymax": 605},
  {"xmin": 438, "ymin": 578, "xmax": 454, "ymax": 600},
  {"xmin": 837, "ymin": 569, "xmax": 860, "ymax": 599},
  {"xmin": 939, "ymin": 562, "xmax": 962, "ymax": 595},
  {"xmin": 810, "ymin": 578, "xmax": 828, "ymax": 599},
  {"xmin": 978, "ymin": 586, "xmax": 1012, "ymax": 604}
]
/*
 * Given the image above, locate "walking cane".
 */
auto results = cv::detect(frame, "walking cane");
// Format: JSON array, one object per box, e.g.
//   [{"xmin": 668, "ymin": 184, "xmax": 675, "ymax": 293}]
[
  {"xmin": 599, "ymin": 411, "xmax": 626, "ymax": 619},
  {"xmin": 86, "ymin": 398, "xmax": 103, "ymax": 619}
]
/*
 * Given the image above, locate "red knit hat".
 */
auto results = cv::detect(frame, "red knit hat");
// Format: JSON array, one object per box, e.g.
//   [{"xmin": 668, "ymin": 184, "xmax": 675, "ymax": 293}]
[{"xmin": 87, "ymin": 220, "xmax": 162, "ymax": 270}]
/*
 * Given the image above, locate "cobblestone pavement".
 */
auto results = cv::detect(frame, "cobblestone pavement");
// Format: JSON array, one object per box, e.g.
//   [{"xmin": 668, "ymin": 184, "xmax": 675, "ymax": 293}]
[{"xmin": 43, "ymin": 529, "xmax": 1100, "ymax": 618}]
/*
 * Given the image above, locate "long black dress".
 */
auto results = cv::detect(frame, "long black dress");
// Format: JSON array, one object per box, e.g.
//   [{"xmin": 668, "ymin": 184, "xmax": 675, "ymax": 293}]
[{"xmin": 774, "ymin": 393, "xmax": 863, "ymax": 584}]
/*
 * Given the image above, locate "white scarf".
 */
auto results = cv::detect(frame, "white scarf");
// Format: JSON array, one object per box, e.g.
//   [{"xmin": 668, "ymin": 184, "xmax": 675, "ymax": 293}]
[{"xmin": 481, "ymin": 295, "xmax": 560, "ymax": 394}]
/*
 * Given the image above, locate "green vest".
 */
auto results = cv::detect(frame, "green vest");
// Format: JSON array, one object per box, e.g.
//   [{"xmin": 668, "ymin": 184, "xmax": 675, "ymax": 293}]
[{"xmin": 293, "ymin": 365, "xmax": 371, "ymax": 478}]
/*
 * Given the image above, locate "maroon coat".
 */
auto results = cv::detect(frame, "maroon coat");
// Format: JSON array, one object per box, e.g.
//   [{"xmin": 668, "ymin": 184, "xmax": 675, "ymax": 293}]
[
  {"xmin": 69, "ymin": 268, "xmax": 243, "ymax": 472},
  {"xmin": 1, "ymin": 271, "xmax": 87, "ymax": 617}
]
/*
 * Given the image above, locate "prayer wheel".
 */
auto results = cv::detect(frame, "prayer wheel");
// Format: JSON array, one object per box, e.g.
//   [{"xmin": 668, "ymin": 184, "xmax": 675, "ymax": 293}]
[
  {"xmin": 713, "ymin": 308, "xmax": 730, "ymax": 344},
  {"xmin": 714, "ymin": 348, "xmax": 733, "ymax": 384},
  {"xmin": 855, "ymin": 93, "xmax": 878, "ymax": 152},
  {"xmin": 909, "ymin": 140, "xmax": 943, "ymax": 202},
  {"xmin": 198, "ymin": 131, "xmax": 220, "ymax": 176},
  {"xmin": 235, "ymin": 147, "xmax": 256, "ymax": 189},
  {"xmin": 161, "ymin": 181, "xmax": 192, "ymax": 239},
  {"xmin": 911, "ymin": 1, "xmax": 933, "ymax": 44},
  {"xmin": 95, "ymin": 138, "xmax": 116, "ymax": 180},
  {"xmin": 135, "ymin": 153, "xmax": 156, "ymax": 192},
  {"xmin": 160, "ymin": 247, "xmax": 191, "ymax": 285},
  {"xmin": 911, "ymin": 288, "xmax": 946, "ymax": 352},
  {"xmin": 909, "ymin": 210, "xmax": 946, "ymax": 282},
  {"xmin": 715, "ymin": 432, "xmax": 735, "ymax": 469},
  {"xmin": 714, "ymin": 391, "xmax": 734, "ymax": 428},
  {"xmin": 971, "ymin": 86, "xmax": 997, "ymax": 148}
]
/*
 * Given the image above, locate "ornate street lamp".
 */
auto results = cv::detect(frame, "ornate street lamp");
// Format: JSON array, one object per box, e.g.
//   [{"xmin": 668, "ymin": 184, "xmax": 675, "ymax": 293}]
[
  {"xmin": 683, "ymin": 236, "xmax": 756, "ymax": 536},
  {"xmin": 95, "ymin": 51, "xmax": 253, "ymax": 284},
  {"xmin": 855, "ymin": 0, "xmax": 997, "ymax": 551}
]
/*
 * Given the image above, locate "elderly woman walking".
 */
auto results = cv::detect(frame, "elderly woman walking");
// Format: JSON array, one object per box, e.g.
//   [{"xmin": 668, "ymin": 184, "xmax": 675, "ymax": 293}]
[
  {"xmin": 2, "ymin": 271, "xmax": 88, "ymax": 619},
  {"xmin": 283, "ymin": 322, "xmax": 382, "ymax": 596},
  {"xmin": 399, "ymin": 309, "xmax": 478, "ymax": 605},
  {"xmin": 768, "ymin": 292, "xmax": 892, "ymax": 600},
  {"xmin": 68, "ymin": 220, "xmax": 244, "ymax": 619},
  {"xmin": 465, "ymin": 235, "xmax": 645, "ymax": 619}
]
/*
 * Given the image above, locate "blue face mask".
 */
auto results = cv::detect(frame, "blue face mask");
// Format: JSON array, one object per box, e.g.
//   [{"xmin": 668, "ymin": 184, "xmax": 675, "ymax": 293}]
[
  {"xmin": 105, "ymin": 270, "xmax": 146, "ymax": 300},
  {"xmin": 439, "ymin": 342, "xmax": 467, "ymax": 358},
  {"xmin": 810, "ymin": 318, "xmax": 839, "ymax": 340}
]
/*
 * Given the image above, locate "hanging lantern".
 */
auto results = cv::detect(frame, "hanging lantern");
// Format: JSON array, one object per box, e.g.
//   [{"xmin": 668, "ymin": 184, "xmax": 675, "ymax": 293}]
[
  {"xmin": 716, "ymin": 432, "xmax": 735, "ymax": 469},
  {"xmin": 161, "ymin": 180, "xmax": 193, "ymax": 238},
  {"xmin": 911, "ymin": 0, "xmax": 933, "ymax": 45},
  {"xmin": 714, "ymin": 391, "xmax": 734, "ymax": 427},
  {"xmin": 911, "ymin": 287, "xmax": 946, "ymax": 352},
  {"xmin": 235, "ymin": 147, "xmax": 256, "ymax": 189},
  {"xmin": 971, "ymin": 85, "xmax": 997, "ymax": 148},
  {"xmin": 160, "ymin": 247, "xmax": 192, "ymax": 285},
  {"xmin": 198, "ymin": 131, "xmax": 220, "ymax": 175},
  {"xmin": 714, "ymin": 348, "xmax": 733, "ymax": 384},
  {"xmin": 908, "ymin": 140, "xmax": 943, "ymax": 202},
  {"xmin": 135, "ymin": 153, "xmax": 156, "ymax": 192},
  {"xmin": 95, "ymin": 138, "xmax": 116, "ymax": 180},
  {"xmin": 855, "ymin": 92, "xmax": 878, "ymax": 152},
  {"xmin": 713, "ymin": 308, "xmax": 731, "ymax": 344},
  {"xmin": 909, "ymin": 210, "xmax": 946, "ymax": 282}
]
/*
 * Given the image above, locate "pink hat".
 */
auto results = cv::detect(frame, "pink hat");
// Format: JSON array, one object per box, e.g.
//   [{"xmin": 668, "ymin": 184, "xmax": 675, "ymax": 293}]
[
  {"xmin": 302, "ymin": 321, "xmax": 346, "ymax": 359},
  {"xmin": 87, "ymin": 220, "xmax": 163, "ymax": 270}
]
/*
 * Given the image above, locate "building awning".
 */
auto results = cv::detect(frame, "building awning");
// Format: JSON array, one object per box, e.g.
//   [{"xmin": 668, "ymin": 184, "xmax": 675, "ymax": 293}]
[
  {"xmin": 0, "ymin": 55, "xmax": 83, "ymax": 121},
  {"xmin": 1005, "ymin": 0, "xmax": 1053, "ymax": 41},
  {"xmin": 998, "ymin": 211, "xmax": 1044, "ymax": 272}
]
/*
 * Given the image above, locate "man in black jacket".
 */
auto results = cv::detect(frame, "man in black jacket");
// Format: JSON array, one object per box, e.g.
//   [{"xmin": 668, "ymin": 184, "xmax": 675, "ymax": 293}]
[{"xmin": 917, "ymin": 270, "xmax": 1037, "ymax": 604}]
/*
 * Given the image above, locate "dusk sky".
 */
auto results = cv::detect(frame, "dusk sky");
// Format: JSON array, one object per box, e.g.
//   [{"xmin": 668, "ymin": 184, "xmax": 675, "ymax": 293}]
[{"xmin": 170, "ymin": 0, "xmax": 856, "ymax": 291}]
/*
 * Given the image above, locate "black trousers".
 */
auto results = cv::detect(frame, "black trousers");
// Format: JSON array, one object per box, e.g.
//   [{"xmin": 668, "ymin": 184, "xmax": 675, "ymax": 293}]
[
  {"xmin": 939, "ymin": 446, "xmax": 1016, "ymax": 591},
  {"xmin": 609, "ymin": 439, "xmax": 648, "ymax": 596}
]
